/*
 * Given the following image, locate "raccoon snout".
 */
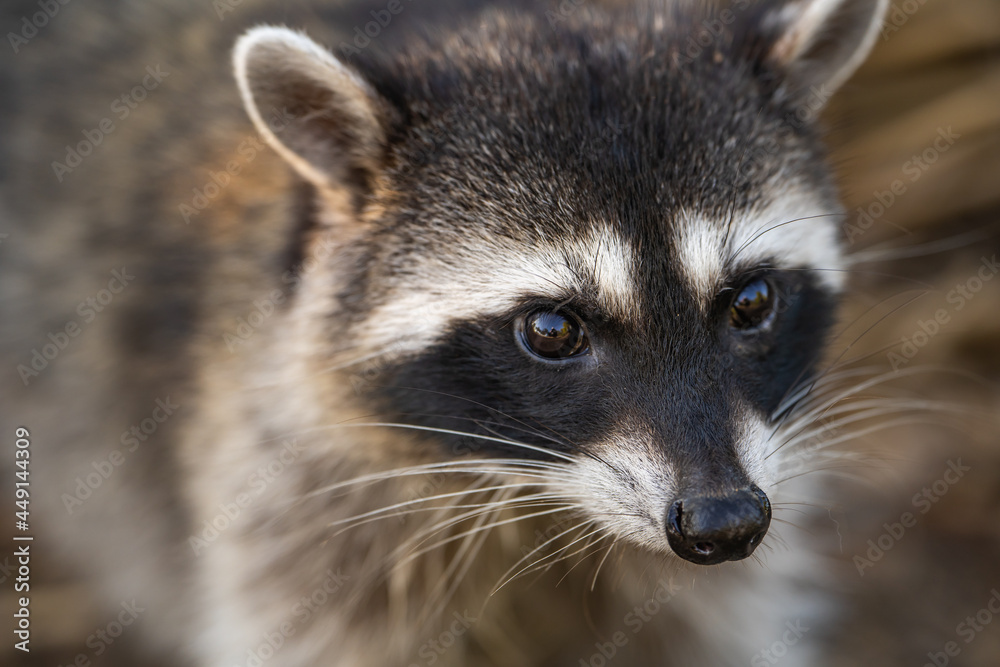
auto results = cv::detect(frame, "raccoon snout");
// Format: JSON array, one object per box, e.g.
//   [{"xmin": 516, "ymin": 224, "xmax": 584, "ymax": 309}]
[{"xmin": 664, "ymin": 485, "xmax": 771, "ymax": 566}]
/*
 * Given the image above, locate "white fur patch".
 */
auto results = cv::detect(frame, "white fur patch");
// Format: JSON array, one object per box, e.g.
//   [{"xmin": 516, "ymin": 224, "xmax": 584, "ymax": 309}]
[
  {"xmin": 734, "ymin": 409, "xmax": 772, "ymax": 492},
  {"xmin": 673, "ymin": 193, "xmax": 845, "ymax": 306},
  {"xmin": 556, "ymin": 426, "xmax": 673, "ymax": 552},
  {"xmin": 351, "ymin": 226, "xmax": 638, "ymax": 358},
  {"xmin": 569, "ymin": 227, "xmax": 641, "ymax": 318}
]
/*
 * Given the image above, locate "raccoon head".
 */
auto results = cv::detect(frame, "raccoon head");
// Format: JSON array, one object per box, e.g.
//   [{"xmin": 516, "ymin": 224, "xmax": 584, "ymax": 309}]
[{"xmin": 234, "ymin": 0, "xmax": 887, "ymax": 566}]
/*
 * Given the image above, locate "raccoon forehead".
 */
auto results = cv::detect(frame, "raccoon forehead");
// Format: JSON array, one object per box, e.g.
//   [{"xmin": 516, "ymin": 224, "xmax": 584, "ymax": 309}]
[
  {"xmin": 350, "ymin": 224, "xmax": 639, "ymax": 354},
  {"xmin": 674, "ymin": 190, "xmax": 846, "ymax": 306}
]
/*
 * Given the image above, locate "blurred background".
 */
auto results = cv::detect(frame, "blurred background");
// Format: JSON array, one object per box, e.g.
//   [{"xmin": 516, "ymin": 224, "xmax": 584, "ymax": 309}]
[
  {"xmin": 1, "ymin": 0, "xmax": 999, "ymax": 665},
  {"xmin": 818, "ymin": 0, "xmax": 1000, "ymax": 663}
]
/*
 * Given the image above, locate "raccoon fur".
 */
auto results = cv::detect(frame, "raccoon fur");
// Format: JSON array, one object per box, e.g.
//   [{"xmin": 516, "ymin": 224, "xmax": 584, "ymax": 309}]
[{"xmin": 0, "ymin": 0, "xmax": 889, "ymax": 665}]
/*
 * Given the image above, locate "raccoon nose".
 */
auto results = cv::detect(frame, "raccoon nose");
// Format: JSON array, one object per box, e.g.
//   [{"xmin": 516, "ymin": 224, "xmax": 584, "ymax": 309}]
[{"xmin": 665, "ymin": 485, "xmax": 771, "ymax": 565}]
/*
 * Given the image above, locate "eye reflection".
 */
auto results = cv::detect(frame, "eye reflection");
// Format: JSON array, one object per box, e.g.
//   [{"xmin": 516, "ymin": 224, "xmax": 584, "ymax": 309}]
[
  {"xmin": 730, "ymin": 279, "xmax": 775, "ymax": 330},
  {"xmin": 520, "ymin": 311, "xmax": 588, "ymax": 360}
]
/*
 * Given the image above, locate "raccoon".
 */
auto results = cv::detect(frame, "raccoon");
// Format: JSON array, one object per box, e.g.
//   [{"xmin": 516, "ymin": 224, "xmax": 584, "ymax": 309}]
[{"xmin": 0, "ymin": 0, "xmax": 890, "ymax": 665}]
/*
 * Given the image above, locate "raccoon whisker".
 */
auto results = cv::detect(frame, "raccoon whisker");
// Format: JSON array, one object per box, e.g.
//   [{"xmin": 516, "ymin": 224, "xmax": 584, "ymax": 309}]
[
  {"xmin": 771, "ymin": 288, "xmax": 932, "ymax": 419},
  {"xmin": 385, "ymin": 502, "xmax": 569, "ymax": 586},
  {"xmin": 810, "ymin": 289, "xmax": 931, "ymax": 379},
  {"xmin": 375, "ymin": 491, "xmax": 569, "ymax": 535},
  {"xmin": 474, "ymin": 415, "xmax": 625, "ymax": 480},
  {"xmin": 529, "ymin": 532, "xmax": 605, "ymax": 590},
  {"xmin": 324, "ymin": 422, "xmax": 579, "ymax": 463},
  {"xmin": 780, "ymin": 415, "xmax": 966, "ymax": 461},
  {"xmin": 768, "ymin": 517, "xmax": 814, "ymax": 539},
  {"xmin": 380, "ymin": 386, "xmax": 576, "ymax": 444},
  {"xmin": 770, "ymin": 368, "xmax": 883, "ymax": 437},
  {"xmin": 590, "ymin": 536, "xmax": 622, "ymax": 591},
  {"xmin": 363, "ymin": 495, "xmax": 574, "ymax": 536},
  {"xmin": 774, "ymin": 462, "xmax": 883, "ymax": 487},
  {"xmin": 486, "ymin": 519, "xmax": 594, "ymax": 599},
  {"xmin": 303, "ymin": 460, "xmax": 573, "ymax": 500},
  {"xmin": 763, "ymin": 530, "xmax": 790, "ymax": 552},
  {"xmin": 554, "ymin": 533, "xmax": 614, "ymax": 587},
  {"xmin": 331, "ymin": 410, "xmax": 575, "ymax": 452},
  {"xmin": 380, "ymin": 386, "xmax": 625, "ymax": 475},
  {"xmin": 365, "ymin": 410, "xmax": 576, "ymax": 451},
  {"xmin": 768, "ymin": 397, "xmax": 972, "ymax": 461},
  {"xmin": 494, "ymin": 523, "xmax": 605, "ymax": 596},
  {"xmin": 774, "ymin": 266, "xmax": 936, "ymax": 291},
  {"xmin": 521, "ymin": 419, "xmax": 624, "ymax": 478},
  {"xmin": 846, "ymin": 225, "xmax": 999, "ymax": 266},
  {"xmin": 775, "ymin": 451, "xmax": 878, "ymax": 480},
  {"xmin": 472, "ymin": 418, "xmax": 576, "ymax": 453},
  {"xmin": 780, "ymin": 397, "xmax": 974, "ymax": 447},
  {"xmin": 772, "ymin": 365, "xmax": 885, "ymax": 421},
  {"xmin": 420, "ymin": 488, "xmax": 515, "ymax": 625},
  {"xmin": 588, "ymin": 529, "xmax": 644, "ymax": 592},
  {"xmin": 399, "ymin": 510, "xmax": 584, "ymax": 599},
  {"xmin": 395, "ymin": 505, "xmax": 578, "ymax": 570},
  {"xmin": 351, "ymin": 494, "xmax": 561, "ymax": 611},
  {"xmin": 771, "ymin": 505, "xmax": 813, "ymax": 518},
  {"xmin": 327, "ymin": 486, "xmax": 566, "ymax": 532},
  {"xmin": 727, "ymin": 213, "xmax": 847, "ymax": 265},
  {"xmin": 773, "ymin": 365, "xmax": 970, "ymax": 441},
  {"xmin": 761, "ymin": 517, "xmax": 816, "ymax": 550},
  {"xmin": 774, "ymin": 386, "xmax": 976, "ymax": 455},
  {"xmin": 320, "ymin": 469, "xmax": 567, "ymax": 501},
  {"xmin": 771, "ymin": 500, "xmax": 831, "ymax": 511}
]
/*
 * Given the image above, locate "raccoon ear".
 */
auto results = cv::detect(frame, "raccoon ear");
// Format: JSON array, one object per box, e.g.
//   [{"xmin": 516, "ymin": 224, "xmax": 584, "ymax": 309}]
[
  {"xmin": 233, "ymin": 26, "xmax": 387, "ymax": 193},
  {"xmin": 765, "ymin": 0, "xmax": 888, "ymax": 98}
]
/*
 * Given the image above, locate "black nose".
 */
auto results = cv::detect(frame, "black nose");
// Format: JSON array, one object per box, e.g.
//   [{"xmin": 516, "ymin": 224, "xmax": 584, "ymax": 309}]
[{"xmin": 665, "ymin": 485, "xmax": 771, "ymax": 565}]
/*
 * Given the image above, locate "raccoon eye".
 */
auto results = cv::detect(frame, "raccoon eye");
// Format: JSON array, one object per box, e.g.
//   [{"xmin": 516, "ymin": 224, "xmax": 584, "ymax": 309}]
[
  {"xmin": 730, "ymin": 279, "xmax": 775, "ymax": 331},
  {"xmin": 519, "ymin": 310, "xmax": 588, "ymax": 360}
]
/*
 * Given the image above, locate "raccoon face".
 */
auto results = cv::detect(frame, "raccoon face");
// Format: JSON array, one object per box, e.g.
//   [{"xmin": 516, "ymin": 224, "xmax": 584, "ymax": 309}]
[{"xmin": 235, "ymin": 0, "xmax": 887, "ymax": 565}]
